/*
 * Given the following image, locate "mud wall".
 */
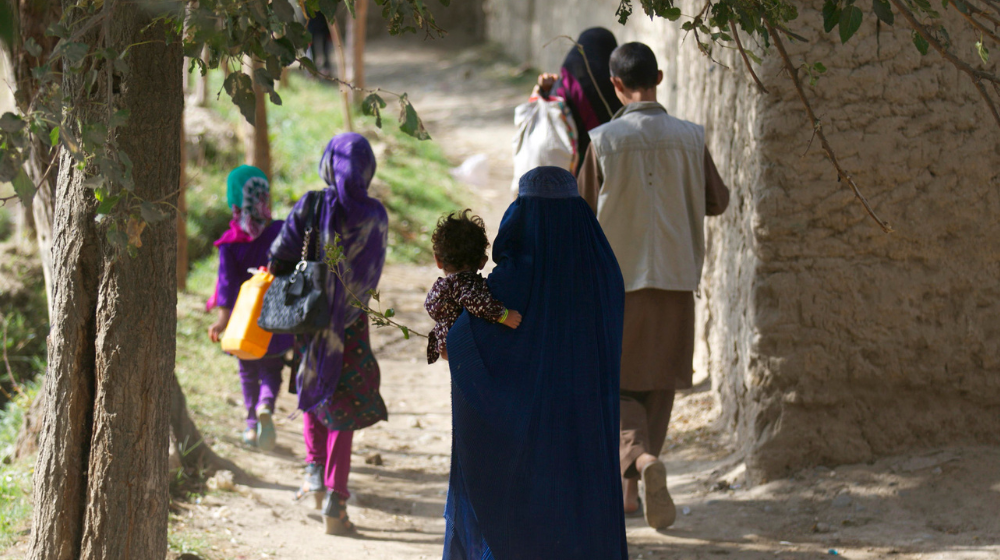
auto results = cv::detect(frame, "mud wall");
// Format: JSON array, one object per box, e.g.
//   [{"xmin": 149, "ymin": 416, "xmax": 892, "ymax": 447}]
[{"xmin": 484, "ymin": 0, "xmax": 1000, "ymax": 479}]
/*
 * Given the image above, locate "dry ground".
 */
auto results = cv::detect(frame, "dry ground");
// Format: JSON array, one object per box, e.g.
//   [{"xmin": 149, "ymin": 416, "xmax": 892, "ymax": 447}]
[{"xmin": 6, "ymin": 36, "xmax": 995, "ymax": 560}]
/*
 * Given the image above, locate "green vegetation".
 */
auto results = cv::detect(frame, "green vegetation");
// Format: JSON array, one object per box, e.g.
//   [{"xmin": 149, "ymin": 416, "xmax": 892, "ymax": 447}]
[
  {"xmin": 0, "ymin": 382, "xmax": 38, "ymax": 549},
  {"xmin": 184, "ymin": 69, "xmax": 466, "ymax": 268}
]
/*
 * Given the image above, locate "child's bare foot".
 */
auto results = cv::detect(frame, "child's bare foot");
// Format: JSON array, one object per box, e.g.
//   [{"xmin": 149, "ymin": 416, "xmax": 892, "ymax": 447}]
[{"xmin": 502, "ymin": 310, "xmax": 522, "ymax": 328}]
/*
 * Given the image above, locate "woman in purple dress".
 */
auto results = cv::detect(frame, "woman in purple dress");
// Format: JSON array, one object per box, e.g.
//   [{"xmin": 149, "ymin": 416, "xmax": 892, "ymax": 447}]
[
  {"xmin": 207, "ymin": 165, "xmax": 293, "ymax": 451},
  {"xmin": 269, "ymin": 133, "xmax": 389, "ymax": 536}
]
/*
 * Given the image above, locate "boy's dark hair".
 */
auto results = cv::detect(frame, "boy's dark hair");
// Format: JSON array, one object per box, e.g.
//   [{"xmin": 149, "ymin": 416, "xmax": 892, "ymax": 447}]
[
  {"xmin": 609, "ymin": 42, "xmax": 659, "ymax": 90},
  {"xmin": 432, "ymin": 210, "xmax": 489, "ymax": 272}
]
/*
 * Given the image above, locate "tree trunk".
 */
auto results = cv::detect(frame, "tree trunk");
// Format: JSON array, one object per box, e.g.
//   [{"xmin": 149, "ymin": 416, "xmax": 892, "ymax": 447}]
[
  {"xmin": 242, "ymin": 57, "xmax": 271, "ymax": 178},
  {"xmin": 177, "ymin": 114, "xmax": 188, "ymax": 291},
  {"xmin": 350, "ymin": 0, "xmax": 367, "ymax": 106},
  {"xmin": 12, "ymin": 0, "xmax": 61, "ymax": 318},
  {"xmin": 27, "ymin": 2, "xmax": 182, "ymax": 559},
  {"xmin": 329, "ymin": 20, "xmax": 354, "ymax": 132}
]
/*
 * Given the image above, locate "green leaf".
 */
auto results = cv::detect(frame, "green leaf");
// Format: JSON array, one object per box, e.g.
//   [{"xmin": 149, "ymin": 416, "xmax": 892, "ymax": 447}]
[
  {"xmin": 839, "ymin": 6, "xmax": 863, "ymax": 43},
  {"xmin": 224, "ymin": 72, "xmax": 257, "ymax": 125},
  {"xmin": 96, "ymin": 192, "xmax": 121, "ymax": 215},
  {"xmin": 272, "ymin": 0, "xmax": 297, "ymax": 22},
  {"xmin": 0, "ymin": 112, "xmax": 26, "ymax": 133},
  {"xmin": 12, "ymin": 169, "xmax": 35, "ymax": 205},
  {"xmin": 401, "ymin": 326, "xmax": 409, "ymax": 340},
  {"xmin": 55, "ymin": 42, "xmax": 90, "ymax": 67},
  {"xmin": 109, "ymin": 110, "xmax": 129, "ymax": 130},
  {"xmin": 616, "ymin": 0, "xmax": 633, "ymax": 25},
  {"xmin": 83, "ymin": 175, "xmax": 104, "ymax": 190},
  {"xmin": 822, "ymin": 1, "xmax": 841, "ymax": 33},
  {"xmin": 976, "ymin": 36, "xmax": 989, "ymax": 63},
  {"xmin": 49, "ymin": 127, "xmax": 60, "ymax": 147},
  {"xmin": 661, "ymin": 7, "xmax": 682, "ymax": 20},
  {"xmin": 140, "ymin": 201, "xmax": 170, "ymax": 224},
  {"xmin": 361, "ymin": 93, "xmax": 386, "ymax": 128},
  {"xmin": 384, "ymin": 308, "xmax": 395, "ymax": 318},
  {"xmin": 745, "ymin": 50, "xmax": 762, "ymax": 65},
  {"xmin": 813, "ymin": 62, "xmax": 827, "ymax": 73},
  {"xmin": 345, "ymin": 0, "xmax": 356, "ymax": 18},
  {"xmin": 0, "ymin": 152, "xmax": 18, "ymax": 183},
  {"xmin": 873, "ymin": 0, "xmax": 894, "ymax": 25},
  {"xmin": 317, "ymin": 0, "xmax": 340, "ymax": 21},
  {"xmin": 24, "ymin": 38, "xmax": 42, "ymax": 58},
  {"xmin": 397, "ymin": 95, "xmax": 430, "ymax": 140},
  {"xmin": 912, "ymin": 30, "xmax": 929, "ymax": 55}
]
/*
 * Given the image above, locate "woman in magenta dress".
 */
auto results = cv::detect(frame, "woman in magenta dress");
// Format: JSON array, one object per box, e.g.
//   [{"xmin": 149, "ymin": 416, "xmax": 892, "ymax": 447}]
[{"xmin": 270, "ymin": 133, "xmax": 389, "ymax": 536}]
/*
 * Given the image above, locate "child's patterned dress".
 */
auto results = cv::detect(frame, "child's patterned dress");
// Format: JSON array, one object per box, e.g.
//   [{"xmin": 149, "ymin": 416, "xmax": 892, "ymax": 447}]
[{"xmin": 424, "ymin": 270, "xmax": 509, "ymax": 364}]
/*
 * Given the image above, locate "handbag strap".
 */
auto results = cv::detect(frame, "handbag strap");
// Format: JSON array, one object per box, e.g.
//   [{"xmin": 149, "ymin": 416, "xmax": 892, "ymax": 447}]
[{"xmin": 299, "ymin": 191, "xmax": 324, "ymax": 263}]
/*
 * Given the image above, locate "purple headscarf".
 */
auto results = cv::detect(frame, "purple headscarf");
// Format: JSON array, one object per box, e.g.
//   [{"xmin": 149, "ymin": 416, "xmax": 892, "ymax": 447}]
[{"xmin": 270, "ymin": 133, "xmax": 389, "ymax": 414}]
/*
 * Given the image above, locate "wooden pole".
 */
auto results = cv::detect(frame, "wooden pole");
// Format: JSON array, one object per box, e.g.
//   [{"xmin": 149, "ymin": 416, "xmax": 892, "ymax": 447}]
[
  {"xmin": 242, "ymin": 56, "xmax": 272, "ymax": 178},
  {"xmin": 329, "ymin": 19, "xmax": 354, "ymax": 132},
  {"xmin": 352, "ymin": 0, "xmax": 368, "ymax": 105}
]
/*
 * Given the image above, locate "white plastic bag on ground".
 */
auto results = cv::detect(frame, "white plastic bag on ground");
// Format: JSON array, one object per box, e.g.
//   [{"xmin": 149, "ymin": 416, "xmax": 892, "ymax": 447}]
[
  {"xmin": 451, "ymin": 153, "xmax": 490, "ymax": 187},
  {"xmin": 511, "ymin": 96, "xmax": 578, "ymax": 197}
]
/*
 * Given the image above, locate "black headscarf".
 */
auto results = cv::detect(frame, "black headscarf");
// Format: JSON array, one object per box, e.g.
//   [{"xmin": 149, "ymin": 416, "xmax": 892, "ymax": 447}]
[{"xmin": 562, "ymin": 27, "xmax": 622, "ymax": 127}]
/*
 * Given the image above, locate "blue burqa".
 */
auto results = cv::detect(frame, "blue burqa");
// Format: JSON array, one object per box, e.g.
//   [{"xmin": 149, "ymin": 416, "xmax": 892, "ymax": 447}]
[{"xmin": 443, "ymin": 167, "xmax": 627, "ymax": 560}]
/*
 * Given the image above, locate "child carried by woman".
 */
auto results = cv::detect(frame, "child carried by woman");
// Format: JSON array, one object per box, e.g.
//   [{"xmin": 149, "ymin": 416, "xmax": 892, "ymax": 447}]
[{"xmin": 424, "ymin": 210, "xmax": 522, "ymax": 363}]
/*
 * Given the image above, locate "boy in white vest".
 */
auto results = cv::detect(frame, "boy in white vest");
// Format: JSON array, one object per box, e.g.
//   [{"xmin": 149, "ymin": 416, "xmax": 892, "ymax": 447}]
[{"xmin": 577, "ymin": 42, "xmax": 730, "ymax": 529}]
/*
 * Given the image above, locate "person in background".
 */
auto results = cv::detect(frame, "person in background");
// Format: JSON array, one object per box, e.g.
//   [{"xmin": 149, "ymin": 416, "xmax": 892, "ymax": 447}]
[
  {"xmin": 270, "ymin": 133, "xmax": 388, "ymax": 536},
  {"xmin": 207, "ymin": 165, "xmax": 293, "ymax": 452},
  {"xmin": 577, "ymin": 42, "xmax": 731, "ymax": 530},
  {"xmin": 535, "ymin": 27, "xmax": 623, "ymax": 174},
  {"xmin": 307, "ymin": 13, "xmax": 333, "ymax": 74}
]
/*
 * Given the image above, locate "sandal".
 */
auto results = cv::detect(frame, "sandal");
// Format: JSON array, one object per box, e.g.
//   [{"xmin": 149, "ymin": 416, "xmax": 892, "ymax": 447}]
[
  {"xmin": 256, "ymin": 405, "xmax": 277, "ymax": 452},
  {"xmin": 322, "ymin": 492, "xmax": 357, "ymax": 536},
  {"xmin": 294, "ymin": 462, "xmax": 326, "ymax": 510},
  {"xmin": 640, "ymin": 459, "xmax": 676, "ymax": 529},
  {"xmin": 242, "ymin": 427, "xmax": 258, "ymax": 447}
]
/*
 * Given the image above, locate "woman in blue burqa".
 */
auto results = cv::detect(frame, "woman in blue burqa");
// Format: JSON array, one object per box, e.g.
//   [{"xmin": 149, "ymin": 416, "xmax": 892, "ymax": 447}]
[{"xmin": 443, "ymin": 166, "xmax": 628, "ymax": 560}]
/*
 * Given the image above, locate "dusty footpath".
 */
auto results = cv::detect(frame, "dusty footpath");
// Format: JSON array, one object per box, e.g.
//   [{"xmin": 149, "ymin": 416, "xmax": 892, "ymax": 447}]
[
  {"xmin": 5, "ymin": 39, "xmax": 996, "ymax": 560},
  {"xmin": 156, "ymin": 40, "xmax": 998, "ymax": 560}
]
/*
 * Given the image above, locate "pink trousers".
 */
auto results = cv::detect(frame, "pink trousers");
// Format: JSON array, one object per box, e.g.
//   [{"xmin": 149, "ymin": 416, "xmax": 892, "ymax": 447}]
[{"xmin": 302, "ymin": 412, "xmax": 354, "ymax": 499}]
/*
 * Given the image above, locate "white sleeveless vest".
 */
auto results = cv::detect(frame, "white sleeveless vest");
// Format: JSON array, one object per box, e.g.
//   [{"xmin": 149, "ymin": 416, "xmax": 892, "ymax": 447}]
[{"xmin": 589, "ymin": 102, "xmax": 707, "ymax": 292}]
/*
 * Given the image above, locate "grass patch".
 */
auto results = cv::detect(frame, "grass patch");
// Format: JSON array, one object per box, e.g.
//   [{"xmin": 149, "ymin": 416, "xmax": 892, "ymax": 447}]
[
  {"xmin": 0, "ymin": 382, "xmax": 39, "ymax": 552},
  {"xmin": 184, "ymin": 69, "xmax": 467, "ymax": 267}
]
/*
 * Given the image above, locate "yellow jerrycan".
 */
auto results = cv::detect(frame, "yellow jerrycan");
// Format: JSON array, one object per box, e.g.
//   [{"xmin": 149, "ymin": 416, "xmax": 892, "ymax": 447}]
[{"xmin": 221, "ymin": 269, "xmax": 275, "ymax": 360}]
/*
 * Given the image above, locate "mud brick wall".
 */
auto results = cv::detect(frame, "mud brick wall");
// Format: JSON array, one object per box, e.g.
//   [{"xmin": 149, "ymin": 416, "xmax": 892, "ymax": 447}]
[{"xmin": 484, "ymin": 0, "xmax": 1000, "ymax": 479}]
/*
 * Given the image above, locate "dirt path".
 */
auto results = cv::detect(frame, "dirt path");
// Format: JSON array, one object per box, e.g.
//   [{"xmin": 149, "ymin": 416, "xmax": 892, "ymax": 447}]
[{"xmin": 166, "ymin": 39, "xmax": 1000, "ymax": 560}]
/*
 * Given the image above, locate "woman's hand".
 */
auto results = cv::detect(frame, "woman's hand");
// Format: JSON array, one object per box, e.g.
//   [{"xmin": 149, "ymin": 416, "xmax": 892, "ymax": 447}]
[
  {"xmin": 533, "ymin": 73, "xmax": 559, "ymax": 97},
  {"xmin": 502, "ymin": 310, "xmax": 523, "ymax": 329}
]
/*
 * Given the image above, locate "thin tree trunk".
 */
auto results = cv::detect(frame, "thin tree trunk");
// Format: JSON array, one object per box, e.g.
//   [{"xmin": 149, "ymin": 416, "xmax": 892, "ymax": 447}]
[
  {"xmin": 27, "ymin": 1, "xmax": 182, "ymax": 558},
  {"xmin": 11, "ymin": 0, "xmax": 60, "ymax": 318},
  {"xmin": 351, "ymin": 0, "xmax": 367, "ymax": 106},
  {"xmin": 329, "ymin": 20, "xmax": 354, "ymax": 132},
  {"xmin": 177, "ymin": 113, "xmax": 188, "ymax": 291},
  {"xmin": 242, "ymin": 57, "xmax": 271, "ymax": 178}
]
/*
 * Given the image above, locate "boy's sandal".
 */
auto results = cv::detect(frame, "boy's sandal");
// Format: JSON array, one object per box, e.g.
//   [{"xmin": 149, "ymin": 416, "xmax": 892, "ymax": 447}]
[
  {"xmin": 640, "ymin": 459, "xmax": 676, "ymax": 529},
  {"xmin": 322, "ymin": 493, "xmax": 357, "ymax": 536}
]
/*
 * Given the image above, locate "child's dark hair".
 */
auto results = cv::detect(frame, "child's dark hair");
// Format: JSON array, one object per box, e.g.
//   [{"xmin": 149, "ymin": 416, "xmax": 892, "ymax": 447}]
[
  {"xmin": 432, "ymin": 210, "xmax": 489, "ymax": 273},
  {"xmin": 610, "ymin": 42, "xmax": 659, "ymax": 90}
]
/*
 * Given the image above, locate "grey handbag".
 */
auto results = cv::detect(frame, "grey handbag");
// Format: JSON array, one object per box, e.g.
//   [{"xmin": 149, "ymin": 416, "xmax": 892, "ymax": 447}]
[{"xmin": 258, "ymin": 192, "xmax": 330, "ymax": 334}]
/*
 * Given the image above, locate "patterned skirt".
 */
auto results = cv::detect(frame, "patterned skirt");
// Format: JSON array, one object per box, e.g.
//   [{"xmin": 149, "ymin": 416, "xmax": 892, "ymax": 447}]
[{"xmin": 313, "ymin": 317, "xmax": 388, "ymax": 431}]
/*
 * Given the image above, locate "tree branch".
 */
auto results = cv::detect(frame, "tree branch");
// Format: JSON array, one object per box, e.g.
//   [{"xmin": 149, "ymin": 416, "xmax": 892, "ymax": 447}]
[
  {"xmin": 890, "ymin": 0, "xmax": 1000, "ymax": 128},
  {"xmin": 764, "ymin": 18, "xmax": 893, "ymax": 233},
  {"xmin": 952, "ymin": 2, "xmax": 1000, "ymax": 46},
  {"xmin": 731, "ymin": 20, "xmax": 769, "ymax": 94},
  {"xmin": 958, "ymin": 0, "xmax": 1000, "ymax": 27}
]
